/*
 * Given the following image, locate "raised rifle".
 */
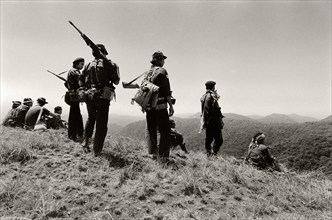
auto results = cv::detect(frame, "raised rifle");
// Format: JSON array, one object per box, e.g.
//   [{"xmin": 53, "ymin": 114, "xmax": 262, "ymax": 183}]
[{"xmin": 68, "ymin": 20, "xmax": 120, "ymax": 84}]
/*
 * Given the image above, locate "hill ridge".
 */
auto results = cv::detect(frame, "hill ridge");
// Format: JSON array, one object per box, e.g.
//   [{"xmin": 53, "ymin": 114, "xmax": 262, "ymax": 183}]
[{"xmin": 0, "ymin": 127, "xmax": 331, "ymax": 219}]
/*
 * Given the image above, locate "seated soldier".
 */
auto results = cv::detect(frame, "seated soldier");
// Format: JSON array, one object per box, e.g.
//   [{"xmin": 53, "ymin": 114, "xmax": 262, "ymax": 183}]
[
  {"xmin": 24, "ymin": 97, "xmax": 56, "ymax": 130},
  {"xmin": 245, "ymin": 132, "xmax": 281, "ymax": 171},
  {"xmin": 170, "ymin": 119, "xmax": 189, "ymax": 154},
  {"xmin": 2, "ymin": 101, "xmax": 21, "ymax": 126},
  {"xmin": 46, "ymin": 106, "xmax": 67, "ymax": 129},
  {"xmin": 10, "ymin": 98, "xmax": 33, "ymax": 128}
]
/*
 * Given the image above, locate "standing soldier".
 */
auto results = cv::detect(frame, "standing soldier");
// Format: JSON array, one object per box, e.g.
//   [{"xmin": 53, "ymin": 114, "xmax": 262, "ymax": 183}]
[
  {"xmin": 145, "ymin": 51, "xmax": 174, "ymax": 160},
  {"xmin": 80, "ymin": 44, "xmax": 119, "ymax": 156},
  {"xmin": 200, "ymin": 81, "xmax": 224, "ymax": 156},
  {"xmin": 67, "ymin": 57, "xmax": 85, "ymax": 142}
]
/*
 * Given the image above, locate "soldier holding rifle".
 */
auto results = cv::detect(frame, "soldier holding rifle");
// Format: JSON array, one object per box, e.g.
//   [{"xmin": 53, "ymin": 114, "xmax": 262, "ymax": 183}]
[{"xmin": 69, "ymin": 21, "xmax": 120, "ymax": 156}]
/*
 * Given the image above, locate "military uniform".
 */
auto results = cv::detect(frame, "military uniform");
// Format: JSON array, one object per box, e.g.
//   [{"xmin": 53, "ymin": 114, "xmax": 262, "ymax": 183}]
[
  {"xmin": 245, "ymin": 133, "xmax": 282, "ymax": 171},
  {"xmin": 81, "ymin": 45, "xmax": 119, "ymax": 155},
  {"xmin": 67, "ymin": 61, "xmax": 84, "ymax": 140},
  {"xmin": 145, "ymin": 51, "xmax": 173, "ymax": 159},
  {"xmin": 10, "ymin": 98, "xmax": 33, "ymax": 128},
  {"xmin": 201, "ymin": 81, "xmax": 224, "ymax": 156},
  {"xmin": 2, "ymin": 101, "xmax": 21, "ymax": 126}
]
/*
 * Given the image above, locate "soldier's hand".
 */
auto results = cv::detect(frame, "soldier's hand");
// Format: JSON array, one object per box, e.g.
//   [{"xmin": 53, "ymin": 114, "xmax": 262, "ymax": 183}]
[{"xmin": 169, "ymin": 106, "xmax": 174, "ymax": 116}]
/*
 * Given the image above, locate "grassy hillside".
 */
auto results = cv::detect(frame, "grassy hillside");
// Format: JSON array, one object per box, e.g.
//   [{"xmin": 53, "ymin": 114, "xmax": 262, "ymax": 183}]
[
  {"xmin": 1, "ymin": 127, "xmax": 331, "ymax": 219},
  {"xmin": 119, "ymin": 116, "xmax": 332, "ymax": 174}
]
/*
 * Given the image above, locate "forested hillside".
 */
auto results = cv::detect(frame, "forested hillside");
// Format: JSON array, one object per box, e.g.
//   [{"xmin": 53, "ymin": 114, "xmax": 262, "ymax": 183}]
[{"xmin": 119, "ymin": 114, "xmax": 332, "ymax": 173}]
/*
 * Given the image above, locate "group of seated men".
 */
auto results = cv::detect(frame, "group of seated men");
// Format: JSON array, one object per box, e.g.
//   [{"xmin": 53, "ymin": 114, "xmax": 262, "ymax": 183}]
[{"xmin": 2, "ymin": 97, "xmax": 67, "ymax": 130}]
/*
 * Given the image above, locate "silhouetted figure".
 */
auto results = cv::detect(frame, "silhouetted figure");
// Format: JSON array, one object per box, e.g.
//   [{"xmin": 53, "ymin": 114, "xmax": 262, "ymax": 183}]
[{"xmin": 200, "ymin": 81, "xmax": 224, "ymax": 156}]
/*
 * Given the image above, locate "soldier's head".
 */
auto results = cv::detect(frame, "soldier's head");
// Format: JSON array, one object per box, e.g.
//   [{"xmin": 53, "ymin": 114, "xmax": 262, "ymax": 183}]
[
  {"xmin": 93, "ymin": 44, "xmax": 108, "ymax": 58},
  {"xmin": 205, "ymin": 81, "xmax": 216, "ymax": 91},
  {"xmin": 23, "ymin": 98, "xmax": 33, "ymax": 107},
  {"xmin": 12, "ymin": 101, "xmax": 21, "ymax": 109},
  {"xmin": 169, "ymin": 119, "xmax": 176, "ymax": 128},
  {"xmin": 150, "ymin": 51, "xmax": 167, "ymax": 67},
  {"xmin": 254, "ymin": 132, "xmax": 265, "ymax": 144},
  {"xmin": 36, "ymin": 97, "xmax": 48, "ymax": 107},
  {"xmin": 54, "ymin": 106, "xmax": 62, "ymax": 114},
  {"xmin": 73, "ymin": 57, "xmax": 85, "ymax": 70}
]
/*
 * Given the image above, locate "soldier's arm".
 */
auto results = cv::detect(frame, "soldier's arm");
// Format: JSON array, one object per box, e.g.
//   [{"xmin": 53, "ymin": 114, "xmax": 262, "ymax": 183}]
[
  {"xmin": 203, "ymin": 95, "xmax": 214, "ymax": 124},
  {"xmin": 156, "ymin": 69, "xmax": 174, "ymax": 116}
]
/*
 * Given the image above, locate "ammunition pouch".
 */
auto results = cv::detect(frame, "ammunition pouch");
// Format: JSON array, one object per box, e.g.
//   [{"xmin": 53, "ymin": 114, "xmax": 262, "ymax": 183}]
[
  {"xmin": 86, "ymin": 88, "xmax": 100, "ymax": 101},
  {"xmin": 65, "ymin": 89, "xmax": 87, "ymax": 103},
  {"xmin": 100, "ymin": 86, "xmax": 115, "ymax": 101}
]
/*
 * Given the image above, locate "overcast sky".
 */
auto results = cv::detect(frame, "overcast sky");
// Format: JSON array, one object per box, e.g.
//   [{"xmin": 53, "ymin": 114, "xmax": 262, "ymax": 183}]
[{"xmin": 1, "ymin": 0, "xmax": 331, "ymax": 120}]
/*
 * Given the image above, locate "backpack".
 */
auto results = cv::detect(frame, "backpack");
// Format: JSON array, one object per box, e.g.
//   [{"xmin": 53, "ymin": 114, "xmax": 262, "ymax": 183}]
[{"xmin": 133, "ymin": 67, "xmax": 160, "ymax": 111}]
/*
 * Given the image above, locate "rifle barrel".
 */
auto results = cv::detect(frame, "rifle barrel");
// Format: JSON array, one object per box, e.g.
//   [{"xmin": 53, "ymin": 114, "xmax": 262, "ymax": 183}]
[
  {"xmin": 68, "ymin": 20, "xmax": 83, "ymax": 35},
  {"xmin": 47, "ymin": 70, "xmax": 67, "ymax": 82}
]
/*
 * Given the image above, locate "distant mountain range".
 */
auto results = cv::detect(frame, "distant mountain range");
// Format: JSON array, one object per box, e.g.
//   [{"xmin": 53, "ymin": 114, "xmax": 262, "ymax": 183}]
[{"xmin": 117, "ymin": 112, "xmax": 332, "ymax": 173}]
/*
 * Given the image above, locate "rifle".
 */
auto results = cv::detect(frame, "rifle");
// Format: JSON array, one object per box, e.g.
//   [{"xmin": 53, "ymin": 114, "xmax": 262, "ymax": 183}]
[
  {"xmin": 47, "ymin": 70, "xmax": 70, "ymax": 89},
  {"xmin": 68, "ymin": 20, "xmax": 120, "ymax": 84},
  {"xmin": 47, "ymin": 70, "xmax": 67, "ymax": 82}
]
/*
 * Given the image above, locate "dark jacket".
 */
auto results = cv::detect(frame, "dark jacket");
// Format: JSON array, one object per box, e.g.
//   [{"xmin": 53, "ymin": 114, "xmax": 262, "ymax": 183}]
[{"xmin": 201, "ymin": 90, "xmax": 224, "ymax": 127}]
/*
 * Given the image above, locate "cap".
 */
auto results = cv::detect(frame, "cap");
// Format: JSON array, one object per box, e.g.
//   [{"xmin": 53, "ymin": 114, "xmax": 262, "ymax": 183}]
[
  {"xmin": 152, "ymin": 51, "xmax": 167, "ymax": 59},
  {"xmin": 37, "ymin": 97, "xmax": 48, "ymax": 104},
  {"xmin": 205, "ymin": 81, "xmax": 216, "ymax": 87},
  {"xmin": 96, "ymin": 44, "xmax": 108, "ymax": 55},
  {"xmin": 23, "ymin": 98, "xmax": 33, "ymax": 104},
  {"xmin": 73, "ymin": 57, "xmax": 84, "ymax": 63},
  {"xmin": 12, "ymin": 101, "xmax": 22, "ymax": 105},
  {"xmin": 12, "ymin": 101, "xmax": 22, "ymax": 108}
]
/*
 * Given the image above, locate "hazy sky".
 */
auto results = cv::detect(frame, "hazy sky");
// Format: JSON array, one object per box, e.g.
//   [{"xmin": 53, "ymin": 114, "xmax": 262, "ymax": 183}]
[{"xmin": 1, "ymin": 0, "xmax": 331, "ymax": 120}]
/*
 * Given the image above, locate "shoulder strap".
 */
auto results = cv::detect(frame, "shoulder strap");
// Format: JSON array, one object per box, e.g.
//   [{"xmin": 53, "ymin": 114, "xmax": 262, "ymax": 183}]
[{"xmin": 35, "ymin": 107, "xmax": 44, "ymax": 126}]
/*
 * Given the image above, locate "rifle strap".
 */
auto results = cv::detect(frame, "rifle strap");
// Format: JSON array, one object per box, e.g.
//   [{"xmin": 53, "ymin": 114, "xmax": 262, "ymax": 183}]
[{"xmin": 126, "ymin": 72, "xmax": 146, "ymax": 86}]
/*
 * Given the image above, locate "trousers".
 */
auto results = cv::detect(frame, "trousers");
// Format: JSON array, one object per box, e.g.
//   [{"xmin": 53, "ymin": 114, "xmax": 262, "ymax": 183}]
[
  {"xmin": 84, "ymin": 99, "xmax": 110, "ymax": 154},
  {"xmin": 146, "ymin": 109, "xmax": 171, "ymax": 158},
  {"xmin": 68, "ymin": 102, "xmax": 83, "ymax": 139},
  {"xmin": 205, "ymin": 123, "xmax": 223, "ymax": 155}
]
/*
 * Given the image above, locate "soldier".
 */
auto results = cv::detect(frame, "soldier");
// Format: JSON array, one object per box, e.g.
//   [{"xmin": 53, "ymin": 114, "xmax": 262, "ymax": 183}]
[
  {"xmin": 47, "ymin": 106, "xmax": 67, "ymax": 129},
  {"xmin": 200, "ymin": 81, "xmax": 224, "ymax": 156},
  {"xmin": 145, "ymin": 51, "xmax": 174, "ymax": 160},
  {"xmin": 25, "ymin": 97, "xmax": 55, "ymax": 130},
  {"xmin": 2, "ymin": 101, "xmax": 21, "ymax": 126},
  {"xmin": 245, "ymin": 132, "xmax": 282, "ymax": 171},
  {"xmin": 170, "ymin": 119, "xmax": 188, "ymax": 153},
  {"xmin": 10, "ymin": 98, "xmax": 33, "ymax": 128},
  {"xmin": 67, "ymin": 57, "xmax": 85, "ymax": 141},
  {"xmin": 80, "ymin": 44, "xmax": 120, "ymax": 156}
]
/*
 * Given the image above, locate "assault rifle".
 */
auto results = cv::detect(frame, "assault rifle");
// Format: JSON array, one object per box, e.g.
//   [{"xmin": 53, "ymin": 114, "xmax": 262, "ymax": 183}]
[{"xmin": 68, "ymin": 20, "xmax": 120, "ymax": 84}]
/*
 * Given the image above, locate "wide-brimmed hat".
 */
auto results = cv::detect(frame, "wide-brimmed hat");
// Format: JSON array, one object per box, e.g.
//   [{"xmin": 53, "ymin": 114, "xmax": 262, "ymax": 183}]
[
  {"xmin": 37, "ymin": 97, "xmax": 48, "ymax": 104},
  {"xmin": 23, "ymin": 98, "xmax": 33, "ymax": 104},
  {"xmin": 152, "ymin": 51, "xmax": 167, "ymax": 59}
]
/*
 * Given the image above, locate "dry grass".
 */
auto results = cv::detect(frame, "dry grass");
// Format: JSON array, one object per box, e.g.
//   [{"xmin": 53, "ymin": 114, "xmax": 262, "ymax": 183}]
[{"xmin": 0, "ymin": 126, "xmax": 331, "ymax": 219}]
